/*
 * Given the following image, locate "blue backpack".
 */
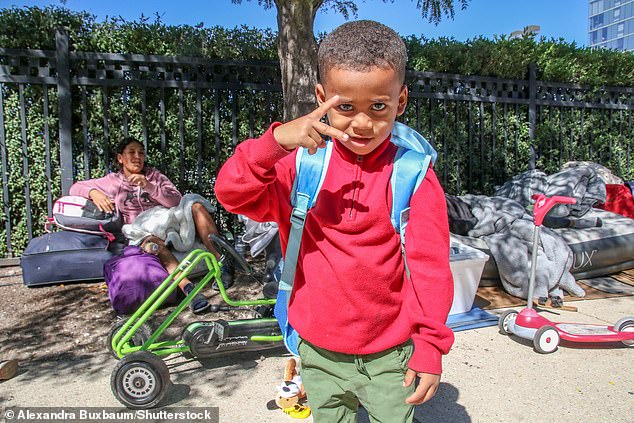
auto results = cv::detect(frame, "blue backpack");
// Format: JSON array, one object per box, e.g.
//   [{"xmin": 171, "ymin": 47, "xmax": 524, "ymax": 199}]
[{"xmin": 273, "ymin": 122, "xmax": 437, "ymax": 355}]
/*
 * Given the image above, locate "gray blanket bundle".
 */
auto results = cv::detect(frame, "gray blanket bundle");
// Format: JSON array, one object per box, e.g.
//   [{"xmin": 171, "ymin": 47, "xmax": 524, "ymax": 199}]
[
  {"xmin": 476, "ymin": 164, "xmax": 607, "ymax": 299},
  {"xmin": 461, "ymin": 163, "xmax": 606, "ymax": 298},
  {"xmin": 461, "ymin": 194, "xmax": 586, "ymax": 300},
  {"xmin": 494, "ymin": 166, "xmax": 606, "ymax": 218}
]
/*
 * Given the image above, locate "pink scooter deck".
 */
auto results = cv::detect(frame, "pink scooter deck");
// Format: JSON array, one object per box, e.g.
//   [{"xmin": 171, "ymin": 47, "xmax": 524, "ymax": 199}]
[{"xmin": 554, "ymin": 323, "xmax": 634, "ymax": 343}]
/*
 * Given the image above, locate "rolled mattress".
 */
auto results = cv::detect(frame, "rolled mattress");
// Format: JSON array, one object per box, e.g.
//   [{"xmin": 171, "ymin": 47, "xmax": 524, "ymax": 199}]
[{"xmin": 451, "ymin": 209, "xmax": 634, "ymax": 283}]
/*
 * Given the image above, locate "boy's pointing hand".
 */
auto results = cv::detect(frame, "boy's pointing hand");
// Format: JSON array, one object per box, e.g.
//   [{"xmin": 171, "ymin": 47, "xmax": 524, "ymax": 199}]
[{"xmin": 273, "ymin": 95, "xmax": 349, "ymax": 155}]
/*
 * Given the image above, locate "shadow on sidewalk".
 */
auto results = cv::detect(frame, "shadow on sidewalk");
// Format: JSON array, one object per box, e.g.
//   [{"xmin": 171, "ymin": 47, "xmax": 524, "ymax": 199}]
[{"xmin": 356, "ymin": 382, "xmax": 471, "ymax": 423}]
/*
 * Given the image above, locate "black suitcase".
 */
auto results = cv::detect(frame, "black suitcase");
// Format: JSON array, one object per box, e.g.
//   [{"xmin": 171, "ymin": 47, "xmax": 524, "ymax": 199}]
[{"xmin": 20, "ymin": 231, "xmax": 118, "ymax": 287}]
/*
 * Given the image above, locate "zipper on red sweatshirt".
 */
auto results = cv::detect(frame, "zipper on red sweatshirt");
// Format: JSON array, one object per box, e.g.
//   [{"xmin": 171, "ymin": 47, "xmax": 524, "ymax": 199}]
[{"xmin": 349, "ymin": 155, "xmax": 363, "ymax": 219}]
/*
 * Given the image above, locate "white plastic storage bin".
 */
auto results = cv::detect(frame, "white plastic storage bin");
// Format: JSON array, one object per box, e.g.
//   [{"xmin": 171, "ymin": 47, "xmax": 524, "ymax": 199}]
[{"xmin": 449, "ymin": 242, "xmax": 490, "ymax": 315}]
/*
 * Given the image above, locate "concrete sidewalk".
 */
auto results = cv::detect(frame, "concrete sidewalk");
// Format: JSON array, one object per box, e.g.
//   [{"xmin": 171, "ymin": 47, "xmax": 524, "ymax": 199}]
[{"xmin": 2, "ymin": 296, "xmax": 633, "ymax": 423}]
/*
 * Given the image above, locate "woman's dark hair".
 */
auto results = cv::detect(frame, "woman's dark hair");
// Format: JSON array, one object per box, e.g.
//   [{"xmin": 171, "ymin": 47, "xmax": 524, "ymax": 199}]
[
  {"xmin": 115, "ymin": 137, "xmax": 144, "ymax": 155},
  {"xmin": 114, "ymin": 137, "xmax": 145, "ymax": 171}
]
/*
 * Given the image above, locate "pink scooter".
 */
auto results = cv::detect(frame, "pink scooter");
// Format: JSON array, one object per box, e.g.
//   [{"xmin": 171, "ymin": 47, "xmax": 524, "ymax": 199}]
[{"xmin": 498, "ymin": 194, "xmax": 634, "ymax": 353}]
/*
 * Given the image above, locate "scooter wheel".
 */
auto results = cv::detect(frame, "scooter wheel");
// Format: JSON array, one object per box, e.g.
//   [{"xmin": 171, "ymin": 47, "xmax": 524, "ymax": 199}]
[
  {"xmin": 107, "ymin": 318, "xmax": 153, "ymax": 359},
  {"xmin": 111, "ymin": 351, "xmax": 171, "ymax": 409},
  {"xmin": 614, "ymin": 316, "xmax": 634, "ymax": 347},
  {"xmin": 533, "ymin": 325, "xmax": 560, "ymax": 354},
  {"xmin": 498, "ymin": 310, "xmax": 518, "ymax": 336}
]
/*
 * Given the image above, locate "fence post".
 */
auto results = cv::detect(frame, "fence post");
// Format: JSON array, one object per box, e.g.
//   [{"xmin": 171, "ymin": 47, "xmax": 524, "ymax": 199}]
[
  {"xmin": 56, "ymin": 28, "xmax": 73, "ymax": 195},
  {"xmin": 528, "ymin": 63, "xmax": 537, "ymax": 170}
]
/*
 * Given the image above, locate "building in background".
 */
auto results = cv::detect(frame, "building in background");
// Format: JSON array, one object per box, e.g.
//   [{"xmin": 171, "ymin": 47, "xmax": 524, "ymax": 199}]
[{"xmin": 588, "ymin": 0, "xmax": 634, "ymax": 51}]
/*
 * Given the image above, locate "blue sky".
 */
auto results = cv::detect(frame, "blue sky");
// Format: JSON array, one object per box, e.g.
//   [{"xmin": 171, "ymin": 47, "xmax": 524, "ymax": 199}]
[{"xmin": 6, "ymin": 0, "xmax": 590, "ymax": 46}]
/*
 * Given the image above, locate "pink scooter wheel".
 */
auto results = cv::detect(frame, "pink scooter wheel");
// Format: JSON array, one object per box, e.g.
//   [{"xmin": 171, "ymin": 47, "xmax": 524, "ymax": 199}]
[{"xmin": 534, "ymin": 325, "xmax": 560, "ymax": 354}]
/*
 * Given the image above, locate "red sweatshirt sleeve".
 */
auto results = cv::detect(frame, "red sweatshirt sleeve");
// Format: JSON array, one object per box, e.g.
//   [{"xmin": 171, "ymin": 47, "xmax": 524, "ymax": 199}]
[
  {"xmin": 215, "ymin": 124, "xmax": 294, "ymax": 222},
  {"xmin": 404, "ymin": 168, "xmax": 455, "ymax": 374}
]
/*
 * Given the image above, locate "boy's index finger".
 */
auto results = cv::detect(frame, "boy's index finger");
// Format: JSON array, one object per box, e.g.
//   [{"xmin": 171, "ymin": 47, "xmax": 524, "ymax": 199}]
[
  {"xmin": 311, "ymin": 95, "xmax": 341, "ymax": 119},
  {"xmin": 310, "ymin": 95, "xmax": 349, "ymax": 141},
  {"xmin": 312, "ymin": 120, "xmax": 349, "ymax": 141}
]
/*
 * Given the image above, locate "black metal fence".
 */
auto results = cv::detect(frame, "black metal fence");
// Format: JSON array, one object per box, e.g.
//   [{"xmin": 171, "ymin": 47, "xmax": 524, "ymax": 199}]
[
  {"xmin": 1, "ymin": 30, "xmax": 633, "ymax": 258},
  {"xmin": 405, "ymin": 66, "xmax": 633, "ymax": 194}
]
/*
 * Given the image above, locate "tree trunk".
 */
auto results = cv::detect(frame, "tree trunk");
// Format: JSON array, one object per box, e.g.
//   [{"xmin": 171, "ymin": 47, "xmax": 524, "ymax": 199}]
[{"xmin": 275, "ymin": 0, "xmax": 319, "ymax": 121}]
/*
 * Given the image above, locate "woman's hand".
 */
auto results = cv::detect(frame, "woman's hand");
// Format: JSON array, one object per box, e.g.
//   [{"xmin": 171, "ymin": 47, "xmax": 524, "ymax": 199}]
[
  {"xmin": 89, "ymin": 189, "xmax": 115, "ymax": 213},
  {"xmin": 127, "ymin": 173, "xmax": 148, "ymax": 188}
]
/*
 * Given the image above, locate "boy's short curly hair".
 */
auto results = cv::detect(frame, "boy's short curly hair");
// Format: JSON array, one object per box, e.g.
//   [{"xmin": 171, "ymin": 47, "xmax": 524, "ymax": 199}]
[{"xmin": 318, "ymin": 20, "xmax": 407, "ymax": 83}]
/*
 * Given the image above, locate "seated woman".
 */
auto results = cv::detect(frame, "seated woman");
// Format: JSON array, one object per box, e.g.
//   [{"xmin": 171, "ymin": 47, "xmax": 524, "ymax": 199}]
[{"xmin": 70, "ymin": 137, "xmax": 220, "ymax": 314}]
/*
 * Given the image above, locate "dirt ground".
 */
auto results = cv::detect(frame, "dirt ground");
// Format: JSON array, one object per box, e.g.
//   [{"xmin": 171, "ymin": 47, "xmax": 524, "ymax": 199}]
[{"xmin": 0, "ymin": 259, "xmax": 270, "ymax": 364}]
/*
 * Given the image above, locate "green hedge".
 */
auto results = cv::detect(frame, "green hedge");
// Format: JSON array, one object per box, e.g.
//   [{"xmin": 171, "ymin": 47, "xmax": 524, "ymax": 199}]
[
  {"xmin": 0, "ymin": 6, "xmax": 632, "ymax": 257},
  {"xmin": 0, "ymin": 6, "xmax": 278, "ymax": 59},
  {"xmin": 2, "ymin": 6, "xmax": 632, "ymax": 84},
  {"xmin": 405, "ymin": 35, "xmax": 634, "ymax": 86}
]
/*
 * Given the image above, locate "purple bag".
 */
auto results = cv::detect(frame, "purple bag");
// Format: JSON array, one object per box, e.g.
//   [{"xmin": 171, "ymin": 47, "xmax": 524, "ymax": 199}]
[{"xmin": 103, "ymin": 245, "xmax": 177, "ymax": 315}]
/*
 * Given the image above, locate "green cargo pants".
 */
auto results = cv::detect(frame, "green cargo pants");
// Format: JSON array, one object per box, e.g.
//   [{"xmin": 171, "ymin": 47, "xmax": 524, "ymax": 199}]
[{"xmin": 298, "ymin": 338, "xmax": 415, "ymax": 423}]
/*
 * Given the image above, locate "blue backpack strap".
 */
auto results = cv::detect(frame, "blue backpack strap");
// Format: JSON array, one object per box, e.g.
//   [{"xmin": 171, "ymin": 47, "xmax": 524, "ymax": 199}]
[
  {"xmin": 391, "ymin": 148, "xmax": 432, "ymax": 240},
  {"xmin": 390, "ymin": 122, "xmax": 437, "ymax": 241},
  {"xmin": 276, "ymin": 141, "xmax": 333, "ymax": 355},
  {"xmin": 278, "ymin": 142, "xmax": 333, "ymax": 292},
  {"xmin": 389, "ymin": 122, "xmax": 437, "ymax": 277},
  {"xmin": 391, "ymin": 121, "xmax": 438, "ymax": 159}
]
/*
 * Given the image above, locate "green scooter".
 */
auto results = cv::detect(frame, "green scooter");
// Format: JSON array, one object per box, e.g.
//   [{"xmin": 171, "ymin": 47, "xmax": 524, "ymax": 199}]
[{"xmin": 107, "ymin": 234, "xmax": 282, "ymax": 409}]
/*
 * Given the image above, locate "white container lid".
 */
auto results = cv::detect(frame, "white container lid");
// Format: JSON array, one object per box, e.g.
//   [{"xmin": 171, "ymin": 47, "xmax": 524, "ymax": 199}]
[{"xmin": 450, "ymin": 241, "xmax": 489, "ymax": 263}]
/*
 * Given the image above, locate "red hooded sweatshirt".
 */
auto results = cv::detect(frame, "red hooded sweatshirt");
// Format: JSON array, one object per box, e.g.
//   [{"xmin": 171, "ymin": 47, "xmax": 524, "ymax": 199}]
[{"xmin": 215, "ymin": 124, "xmax": 454, "ymax": 374}]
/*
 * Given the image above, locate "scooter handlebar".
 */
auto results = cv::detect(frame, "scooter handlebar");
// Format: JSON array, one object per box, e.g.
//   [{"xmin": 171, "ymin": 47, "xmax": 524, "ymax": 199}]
[{"xmin": 530, "ymin": 194, "xmax": 577, "ymax": 226}]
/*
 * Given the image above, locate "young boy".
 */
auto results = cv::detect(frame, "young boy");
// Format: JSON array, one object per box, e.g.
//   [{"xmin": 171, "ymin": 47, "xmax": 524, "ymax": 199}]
[{"xmin": 215, "ymin": 20, "xmax": 454, "ymax": 422}]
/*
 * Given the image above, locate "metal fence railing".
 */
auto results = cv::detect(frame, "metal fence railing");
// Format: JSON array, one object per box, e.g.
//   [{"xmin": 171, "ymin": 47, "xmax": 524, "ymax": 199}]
[
  {"xmin": 1, "ymin": 29, "xmax": 632, "ymax": 258},
  {"xmin": 404, "ymin": 65, "xmax": 633, "ymax": 194}
]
